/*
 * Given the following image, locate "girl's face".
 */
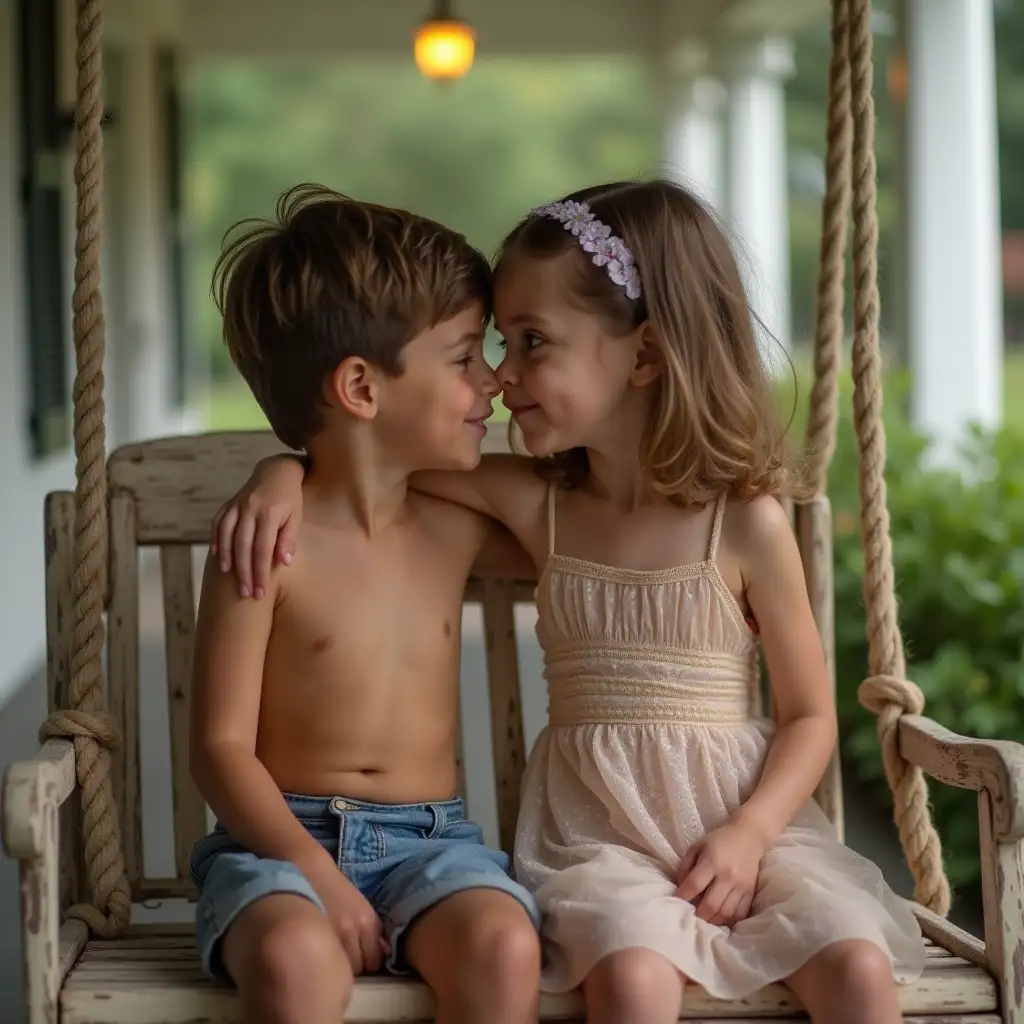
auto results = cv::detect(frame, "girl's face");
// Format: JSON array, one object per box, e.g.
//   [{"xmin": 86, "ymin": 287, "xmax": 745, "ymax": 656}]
[{"xmin": 493, "ymin": 251, "xmax": 652, "ymax": 457}]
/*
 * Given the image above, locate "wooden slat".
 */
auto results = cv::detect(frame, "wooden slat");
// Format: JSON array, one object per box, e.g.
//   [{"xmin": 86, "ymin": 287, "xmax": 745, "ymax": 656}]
[
  {"xmin": 59, "ymin": 931, "xmax": 999, "ymax": 1022},
  {"xmin": 160, "ymin": 545, "xmax": 207, "ymax": 879},
  {"xmin": 108, "ymin": 492, "xmax": 143, "ymax": 892},
  {"xmin": 133, "ymin": 877, "xmax": 196, "ymax": 901},
  {"xmin": 108, "ymin": 429, "xmax": 514, "ymax": 544},
  {"xmin": 44, "ymin": 493, "xmax": 75, "ymax": 719},
  {"xmin": 6, "ymin": 746, "xmax": 67, "ymax": 1024},
  {"xmin": 979, "ymin": 789, "xmax": 1024, "ymax": 1022},
  {"xmin": 796, "ymin": 496, "xmax": 843, "ymax": 840},
  {"xmin": 44, "ymin": 492, "xmax": 82, "ymax": 910},
  {"xmin": 912, "ymin": 900, "xmax": 988, "ymax": 969},
  {"xmin": 59, "ymin": 920, "xmax": 90, "ymax": 982},
  {"xmin": 481, "ymin": 580, "xmax": 526, "ymax": 856},
  {"xmin": 454, "ymin": 707, "xmax": 467, "ymax": 803},
  {"xmin": 2, "ymin": 741, "xmax": 78, "ymax": 860},
  {"xmin": 900, "ymin": 714, "xmax": 1024, "ymax": 840},
  {"xmin": 465, "ymin": 578, "xmax": 536, "ymax": 604}
]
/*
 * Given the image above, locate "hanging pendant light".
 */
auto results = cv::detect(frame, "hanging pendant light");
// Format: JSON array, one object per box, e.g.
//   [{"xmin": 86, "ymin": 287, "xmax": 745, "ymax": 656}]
[{"xmin": 414, "ymin": 0, "xmax": 476, "ymax": 81}]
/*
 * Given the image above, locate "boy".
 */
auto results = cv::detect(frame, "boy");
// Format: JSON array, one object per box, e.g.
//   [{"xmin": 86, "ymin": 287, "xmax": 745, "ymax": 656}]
[{"xmin": 190, "ymin": 184, "xmax": 540, "ymax": 1024}]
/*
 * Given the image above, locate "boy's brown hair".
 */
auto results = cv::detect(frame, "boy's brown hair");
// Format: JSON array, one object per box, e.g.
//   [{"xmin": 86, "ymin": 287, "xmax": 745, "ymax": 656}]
[{"xmin": 213, "ymin": 184, "xmax": 491, "ymax": 449}]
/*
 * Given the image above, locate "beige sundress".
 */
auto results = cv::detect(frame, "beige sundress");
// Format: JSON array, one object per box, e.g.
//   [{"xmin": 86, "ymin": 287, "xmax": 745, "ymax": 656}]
[{"xmin": 514, "ymin": 488, "xmax": 925, "ymax": 997}]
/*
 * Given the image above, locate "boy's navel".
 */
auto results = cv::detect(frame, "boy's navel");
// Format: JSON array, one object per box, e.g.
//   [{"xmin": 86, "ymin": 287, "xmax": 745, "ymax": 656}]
[{"xmin": 443, "ymin": 621, "xmax": 452, "ymax": 638}]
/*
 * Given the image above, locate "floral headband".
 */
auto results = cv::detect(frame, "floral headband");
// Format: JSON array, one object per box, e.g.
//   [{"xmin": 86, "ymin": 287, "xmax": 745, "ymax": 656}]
[{"xmin": 532, "ymin": 200, "xmax": 642, "ymax": 301}]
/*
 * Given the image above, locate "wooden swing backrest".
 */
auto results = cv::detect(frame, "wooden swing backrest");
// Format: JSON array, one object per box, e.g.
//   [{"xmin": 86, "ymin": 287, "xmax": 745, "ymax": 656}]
[{"xmin": 44, "ymin": 430, "xmax": 840, "ymax": 906}]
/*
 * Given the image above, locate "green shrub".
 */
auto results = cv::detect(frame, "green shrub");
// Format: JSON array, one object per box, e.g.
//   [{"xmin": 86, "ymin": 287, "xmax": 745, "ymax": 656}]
[{"xmin": 826, "ymin": 393, "xmax": 1024, "ymax": 889}]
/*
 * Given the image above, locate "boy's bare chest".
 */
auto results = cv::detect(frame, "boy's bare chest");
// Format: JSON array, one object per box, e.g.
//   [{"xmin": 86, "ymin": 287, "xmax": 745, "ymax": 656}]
[{"xmin": 274, "ymin": 529, "xmax": 471, "ymax": 676}]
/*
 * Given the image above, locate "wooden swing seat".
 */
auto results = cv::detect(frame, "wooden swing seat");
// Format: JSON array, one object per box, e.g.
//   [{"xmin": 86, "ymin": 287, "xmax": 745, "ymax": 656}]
[
  {"xmin": 5, "ymin": 431, "xmax": 1023, "ymax": 1023},
  {"xmin": 50, "ymin": 921, "xmax": 1001, "ymax": 1024}
]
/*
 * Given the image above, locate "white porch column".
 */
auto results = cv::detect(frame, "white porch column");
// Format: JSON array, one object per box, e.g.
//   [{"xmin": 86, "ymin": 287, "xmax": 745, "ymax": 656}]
[
  {"xmin": 110, "ymin": 38, "xmax": 198, "ymax": 442},
  {"xmin": 663, "ymin": 76, "xmax": 726, "ymax": 213},
  {"xmin": 117, "ymin": 44, "xmax": 168, "ymax": 441},
  {"xmin": 724, "ymin": 38, "xmax": 794, "ymax": 355},
  {"xmin": 906, "ymin": 0, "xmax": 1002, "ymax": 460}
]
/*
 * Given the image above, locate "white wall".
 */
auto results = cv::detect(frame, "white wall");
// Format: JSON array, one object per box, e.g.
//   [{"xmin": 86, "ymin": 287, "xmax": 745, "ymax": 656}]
[
  {"xmin": 0, "ymin": 0, "xmax": 76, "ymax": 710},
  {"xmin": 0, "ymin": 0, "xmax": 196, "ymax": 712}
]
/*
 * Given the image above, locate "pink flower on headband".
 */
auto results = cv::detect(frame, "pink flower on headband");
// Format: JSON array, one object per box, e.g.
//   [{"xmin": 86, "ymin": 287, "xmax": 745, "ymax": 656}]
[{"xmin": 533, "ymin": 200, "xmax": 642, "ymax": 301}]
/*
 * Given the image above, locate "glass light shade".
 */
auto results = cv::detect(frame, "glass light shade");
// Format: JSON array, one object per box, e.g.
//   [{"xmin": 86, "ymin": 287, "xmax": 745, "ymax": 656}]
[{"xmin": 414, "ymin": 19, "xmax": 476, "ymax": 80}]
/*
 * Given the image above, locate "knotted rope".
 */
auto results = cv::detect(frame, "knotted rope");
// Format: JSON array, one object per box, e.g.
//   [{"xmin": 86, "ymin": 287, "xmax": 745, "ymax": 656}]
[
  {"xmin": 38, "ymin": 0, "xmax": 131, "ymax": 938},
  {"xmin": 806, "ymin": 0, "xmax": 951, "ymax": 915}
]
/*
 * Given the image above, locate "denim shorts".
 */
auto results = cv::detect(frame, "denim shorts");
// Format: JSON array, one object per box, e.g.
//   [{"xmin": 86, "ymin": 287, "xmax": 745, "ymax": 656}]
[{"xmin": 190, "ymin": 792, "xmax": 539, "ymax": 979}]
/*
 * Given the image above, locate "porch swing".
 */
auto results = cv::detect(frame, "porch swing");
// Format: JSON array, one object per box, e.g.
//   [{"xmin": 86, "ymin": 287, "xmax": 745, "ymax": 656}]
[{"xmin": 4, "ymin": 0, "xmax": 1023, "ymax": 1019}]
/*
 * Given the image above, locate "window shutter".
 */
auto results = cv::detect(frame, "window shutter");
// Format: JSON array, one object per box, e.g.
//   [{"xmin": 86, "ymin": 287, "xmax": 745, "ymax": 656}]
[{"xmin": 158, "ymin": 48, "xmax": 188, "ymax": 408}]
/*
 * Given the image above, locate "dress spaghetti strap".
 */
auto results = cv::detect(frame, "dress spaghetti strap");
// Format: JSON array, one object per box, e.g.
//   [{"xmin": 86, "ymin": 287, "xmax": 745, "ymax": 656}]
[{"xmin": 708, "ymin": 494, "xmax": 727, "ymax": 563}]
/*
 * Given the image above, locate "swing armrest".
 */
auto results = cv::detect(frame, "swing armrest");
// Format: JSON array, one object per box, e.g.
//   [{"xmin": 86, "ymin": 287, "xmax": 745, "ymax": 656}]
[
  {"xmin": 2, "ymin": 739, "xmax": 77, "ymax": 859},
  {"xmin": 898, "ymin": 714, "xmax": 1024, "ymax": 840}
]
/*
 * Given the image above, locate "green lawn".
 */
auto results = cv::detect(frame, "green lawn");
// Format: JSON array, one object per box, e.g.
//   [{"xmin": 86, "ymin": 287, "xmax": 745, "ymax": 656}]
[{"xmin": 206, "ymin": 348, "xmax": 1024, "ymax": 435}]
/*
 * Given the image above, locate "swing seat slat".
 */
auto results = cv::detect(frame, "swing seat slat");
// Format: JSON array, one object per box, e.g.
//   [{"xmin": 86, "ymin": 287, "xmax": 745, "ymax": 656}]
[{"xmin": 55, "ymin": 924, "xmax": 998, "ymax": 1023}]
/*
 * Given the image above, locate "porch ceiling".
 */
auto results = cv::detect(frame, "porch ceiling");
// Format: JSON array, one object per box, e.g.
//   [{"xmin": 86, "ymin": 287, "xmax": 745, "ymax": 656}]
[{"xmin": 177, "ymin": 0, "xmax": 828, "ymax": 60}]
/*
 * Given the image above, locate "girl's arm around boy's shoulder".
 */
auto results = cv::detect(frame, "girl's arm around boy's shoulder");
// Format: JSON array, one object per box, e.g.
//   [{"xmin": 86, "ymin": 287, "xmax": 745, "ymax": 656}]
[
  {"xmin": 413, "ymin": 491, "xmax": 539, "ymax": 583},
  {"xmin": 411, "ymin": 454, "xmax": 550, "ymax": 559}
]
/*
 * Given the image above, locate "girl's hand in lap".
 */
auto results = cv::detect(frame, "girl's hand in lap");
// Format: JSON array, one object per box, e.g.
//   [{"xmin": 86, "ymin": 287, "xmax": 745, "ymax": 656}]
[
  {"xmin": 674, "ymin": 818, "xmax": 767, "ymax": 928},
  {"xmin": 211, "ymin": 455, "xmax": 306, "ymax": 598}
]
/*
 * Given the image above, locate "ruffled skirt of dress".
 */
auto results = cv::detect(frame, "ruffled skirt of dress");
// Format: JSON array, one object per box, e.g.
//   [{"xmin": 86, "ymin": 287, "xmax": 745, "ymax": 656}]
[{"xmin": 513, "ymin": 720, "xmax": 926, "ymax": 998}]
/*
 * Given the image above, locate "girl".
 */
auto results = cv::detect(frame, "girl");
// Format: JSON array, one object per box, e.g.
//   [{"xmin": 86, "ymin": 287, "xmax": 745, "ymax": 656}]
[{"xmin": 212, "ymin": 180, "xmax": 925, "ymax": 1023}]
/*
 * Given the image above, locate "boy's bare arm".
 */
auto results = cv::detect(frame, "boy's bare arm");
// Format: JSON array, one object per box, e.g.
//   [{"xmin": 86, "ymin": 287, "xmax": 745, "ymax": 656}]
[
  {"xmin": 192, "ymin": 532, "xmax": 387, "ymax": 973},
  {"xmin": 190, "ymin": 554, "xmax": 330, "ymax": 872}
]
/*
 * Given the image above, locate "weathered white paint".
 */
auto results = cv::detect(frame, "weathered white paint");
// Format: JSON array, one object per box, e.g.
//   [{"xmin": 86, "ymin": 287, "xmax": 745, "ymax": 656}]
[{"xmin": 905, "ymin": 0, "xmax": 1003, "ymax": 461}]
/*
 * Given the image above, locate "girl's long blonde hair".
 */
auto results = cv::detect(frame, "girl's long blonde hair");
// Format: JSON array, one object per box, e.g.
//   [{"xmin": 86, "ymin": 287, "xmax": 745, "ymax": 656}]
[{"xmin": 496, "ymin": 180, "xmax": 801, "ymax": 508}]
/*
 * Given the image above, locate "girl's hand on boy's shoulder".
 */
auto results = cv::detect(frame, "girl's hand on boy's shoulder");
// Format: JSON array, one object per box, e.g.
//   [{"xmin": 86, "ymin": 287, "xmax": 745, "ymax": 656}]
[
  {"xmin": 673, "ymin": 818, "xmax": 768, "ymax": 928},
  {"xmin": 211, "ymin": 454, "xmax": 306, "ymax": 599}
]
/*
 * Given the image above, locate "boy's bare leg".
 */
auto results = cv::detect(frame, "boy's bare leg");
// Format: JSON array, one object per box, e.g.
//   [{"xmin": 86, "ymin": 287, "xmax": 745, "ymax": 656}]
[
  {"xmin": 221, "ymin": 893, "xmax": 353, "ymax": 1024},
  {"xmin": 404, "ymin": 889, "xmax": 541, "ymax": 1024}
]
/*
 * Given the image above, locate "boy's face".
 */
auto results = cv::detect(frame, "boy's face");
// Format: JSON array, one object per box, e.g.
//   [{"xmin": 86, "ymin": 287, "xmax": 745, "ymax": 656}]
[{"xmin": 377, "ymin": 301, "xmax": 498, "ymax": 472}]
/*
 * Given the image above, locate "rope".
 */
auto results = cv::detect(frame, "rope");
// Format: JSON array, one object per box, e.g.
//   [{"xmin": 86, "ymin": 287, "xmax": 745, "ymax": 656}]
[
  {"xmin": 803, "ymin": 0, "xmax": 851, "ymax": 492},
  {"xmin": 39, "ymin": 0, "xmax": 131, "ymax": 938},
  {"xmin": 844, "ymin": 0, "xmax": 951, "ymax": 915}
]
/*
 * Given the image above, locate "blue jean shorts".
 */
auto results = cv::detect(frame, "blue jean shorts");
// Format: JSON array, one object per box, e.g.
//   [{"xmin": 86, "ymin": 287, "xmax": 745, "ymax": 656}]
[{"xmin": 190, "ymin": 792, "xmax": 539, "ymax": 979}]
